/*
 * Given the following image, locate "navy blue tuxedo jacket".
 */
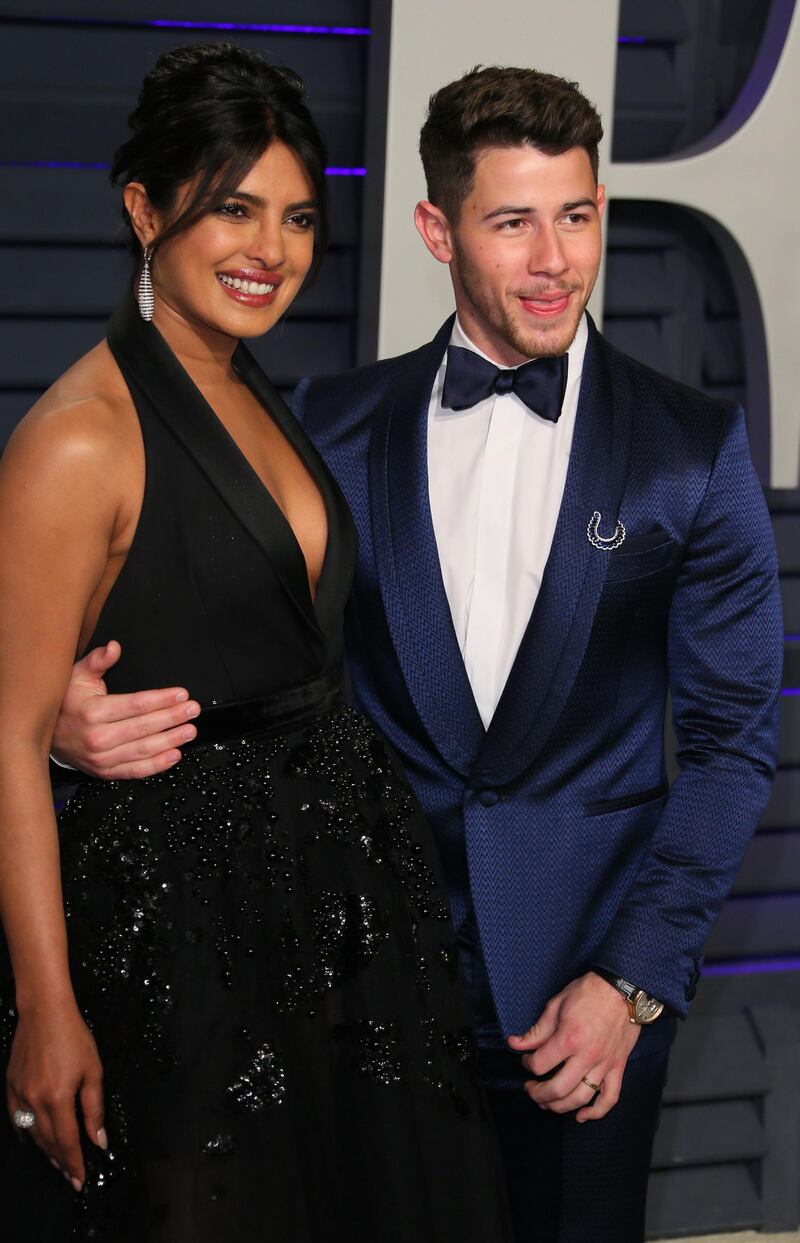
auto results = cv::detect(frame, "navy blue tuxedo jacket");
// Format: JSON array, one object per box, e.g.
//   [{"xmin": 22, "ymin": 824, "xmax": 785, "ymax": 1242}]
[{"xmin": 293, "ymin": 315, "xmax": 782, "ymax": 1039}]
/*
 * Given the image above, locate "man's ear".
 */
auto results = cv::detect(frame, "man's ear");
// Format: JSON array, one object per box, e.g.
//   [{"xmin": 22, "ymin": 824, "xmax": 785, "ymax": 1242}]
[
  {"xmin": 414, "ymin": 200, "xmax": 455, "ymax": 264},
  {"xmin": 596, "ymin": 183, "xmax": 607, "ymax": 223},
  {"xmin": 123, "ymin": 182, "xmax": 162, "ymax": 251}
]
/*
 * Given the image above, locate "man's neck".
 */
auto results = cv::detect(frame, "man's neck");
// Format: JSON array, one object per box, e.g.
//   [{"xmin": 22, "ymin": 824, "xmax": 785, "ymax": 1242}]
[{"xmin": 451, "ymin": 313, "xmax": 588, "ymax": 372}]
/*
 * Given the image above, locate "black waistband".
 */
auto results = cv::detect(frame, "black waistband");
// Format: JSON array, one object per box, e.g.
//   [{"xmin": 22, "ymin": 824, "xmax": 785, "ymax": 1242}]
[{"xmin": 189, "ymin": 667, "xmax": 344, "ymax": 748}]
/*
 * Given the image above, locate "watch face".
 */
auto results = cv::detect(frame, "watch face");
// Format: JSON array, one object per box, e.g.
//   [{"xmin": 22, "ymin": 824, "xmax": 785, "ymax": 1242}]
[{"xmin": 633, "ymin": 992, "xmax": 664, "ymax": 1024}]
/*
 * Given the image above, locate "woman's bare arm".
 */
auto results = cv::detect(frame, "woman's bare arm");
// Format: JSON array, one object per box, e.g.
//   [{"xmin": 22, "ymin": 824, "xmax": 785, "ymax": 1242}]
[{"xmin": 0, "ymin": 392, "xmax": 132, "ymax": 1188}]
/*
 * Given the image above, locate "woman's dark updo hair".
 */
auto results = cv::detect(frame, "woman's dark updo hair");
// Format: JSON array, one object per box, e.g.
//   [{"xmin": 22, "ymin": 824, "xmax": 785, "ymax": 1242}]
[{"xmin": 111, "ymin": 42, "xmax": 329, "ymax": 282}]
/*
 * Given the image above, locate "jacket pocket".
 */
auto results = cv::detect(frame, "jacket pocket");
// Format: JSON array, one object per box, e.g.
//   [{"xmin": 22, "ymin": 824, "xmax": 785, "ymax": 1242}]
[
  {"xmin": 584, "ymin": 783, "xmax": 669, "ymax": 816},
  {"xmin": 604, "ymin": 532, "xmax": 675, "ymax": 583}
]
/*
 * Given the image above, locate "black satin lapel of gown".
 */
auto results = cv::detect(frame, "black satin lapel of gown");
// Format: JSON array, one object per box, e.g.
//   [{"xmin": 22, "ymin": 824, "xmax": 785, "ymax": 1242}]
[
  {"xmin": 106, "ymin": 292, "xmax": 325, "ymax": 643},
  {"xmin": 232, "ymin": 341, "xmax": 357, "ymax": 640}
]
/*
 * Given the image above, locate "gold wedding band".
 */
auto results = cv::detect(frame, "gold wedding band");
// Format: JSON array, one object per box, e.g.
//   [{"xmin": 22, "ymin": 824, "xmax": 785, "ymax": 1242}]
[{"xmin": 581, "ymin": 1076, "xmax": 602, "ymax": 1094}]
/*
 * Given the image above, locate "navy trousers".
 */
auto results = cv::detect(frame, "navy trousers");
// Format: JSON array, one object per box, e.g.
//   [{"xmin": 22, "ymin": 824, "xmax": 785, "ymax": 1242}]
[
  {"xmin": 460, "ymin": 913, "xmax": 671, "ymax": 1242},
  {"xmin": 481, "ymin": 1045, "xmax": 670, "ymax": 1243}
]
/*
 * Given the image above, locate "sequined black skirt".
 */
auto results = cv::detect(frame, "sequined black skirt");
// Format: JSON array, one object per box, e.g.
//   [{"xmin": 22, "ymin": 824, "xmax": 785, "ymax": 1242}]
[{"xmin": 1, "ymin": 703, "xmax": 511, "ymax": 1242}]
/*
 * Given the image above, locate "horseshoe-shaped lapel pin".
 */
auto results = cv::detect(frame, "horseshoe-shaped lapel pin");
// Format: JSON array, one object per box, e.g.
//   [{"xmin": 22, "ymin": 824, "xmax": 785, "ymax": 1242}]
[{"xmin": 587, "ymin": 511, "xmax": 626, "ymax": 552}]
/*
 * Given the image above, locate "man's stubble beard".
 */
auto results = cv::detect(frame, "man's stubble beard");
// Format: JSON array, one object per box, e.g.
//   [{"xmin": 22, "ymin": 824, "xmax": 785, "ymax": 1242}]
[{"xmin": 453, "ymin": 240, "xmax": 586, "ymax": 360}]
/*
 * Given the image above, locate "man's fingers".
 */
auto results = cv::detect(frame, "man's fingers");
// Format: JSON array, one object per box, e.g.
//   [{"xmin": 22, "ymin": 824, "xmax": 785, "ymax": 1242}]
[
  {"xmin": 84, "ymin": 702, "xmax": 200, "ymax": 757},
  {"xmin": 95, "ymin": 749, "xmax": 185, "ymax": 781},
  {"xmin": 523, "ymin": 1051, "xmax": 595, "ymax": 1104},
  {"xmin": 91, "ymin": 722, "xmax": 197, "ymax": 768},
  {"xmin": 80, "ymin": 640, "xmax": 122, "ymax": 678},
  {"xmin": 576, "ymin": 1065, "xmax": 623, "ymax": 1123},
  {"xmin": 526, "ymin": 1064, "xmax": 604, "ymax": 1113},
  {"xmin": 520, "ymin": 1047, "xmax": 563, "ymax": 1079},
  {"xmin": 518, "ymin": 1025, "xmax": 578, "ymax": 1078},
  {"xmin": 84, "ymin": 689, "xmax": 196, "ymax": 728},
  {"xmin": 507, "ymin": 1006, "xmax": 558, "ymax": 1053},
  {"xmin": 525, "ymin": 1078, "xmax": 598, "ymax": 1114},
  {"xmin": 90, "ymin": 727, "xmax": 190, "ymax": 780}
]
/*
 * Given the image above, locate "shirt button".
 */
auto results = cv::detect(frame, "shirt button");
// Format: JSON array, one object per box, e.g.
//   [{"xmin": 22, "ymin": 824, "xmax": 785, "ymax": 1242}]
[{"xmin": 478, "ymin": 789, "xmax": 499, "ymax": 808}]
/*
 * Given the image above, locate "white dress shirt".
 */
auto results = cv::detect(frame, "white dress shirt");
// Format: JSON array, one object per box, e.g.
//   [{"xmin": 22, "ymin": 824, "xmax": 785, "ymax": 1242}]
[{"xmin": 427, "ymin": 314, "xmax": 588, "ymax": 728}]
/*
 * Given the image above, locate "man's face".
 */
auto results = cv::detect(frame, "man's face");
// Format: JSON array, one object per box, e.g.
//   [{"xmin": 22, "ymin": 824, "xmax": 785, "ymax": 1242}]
[{"xmin": 436, "ymin": 145, "xmax": 605, "ymax": 365}]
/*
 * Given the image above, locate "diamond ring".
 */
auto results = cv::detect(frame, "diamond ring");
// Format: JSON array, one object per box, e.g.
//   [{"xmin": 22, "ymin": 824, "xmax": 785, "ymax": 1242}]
[{"xmin": 12, "ymin": 1107, "xmax": 36, "ymax": 1130}]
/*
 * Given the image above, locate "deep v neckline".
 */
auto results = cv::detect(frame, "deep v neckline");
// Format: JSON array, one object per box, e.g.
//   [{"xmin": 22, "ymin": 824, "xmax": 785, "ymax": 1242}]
[
  {"xmin": 106, "ymin": 292, "xmax": 346, "ymax": 642},
  {"xmin": 210, "ymin": 350, "xmax": 332, "ymax": 615}
]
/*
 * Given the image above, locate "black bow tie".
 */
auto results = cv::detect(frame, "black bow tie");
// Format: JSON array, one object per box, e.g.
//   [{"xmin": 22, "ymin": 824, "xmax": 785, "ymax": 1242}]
[{"xmin": 441, "ymin": 345, "xmax": 568, "ymax": 422}]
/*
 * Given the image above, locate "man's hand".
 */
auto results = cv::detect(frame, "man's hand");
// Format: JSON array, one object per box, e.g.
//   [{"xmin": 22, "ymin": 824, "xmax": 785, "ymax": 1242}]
[
  {"xmin": 507, "ymin": 971, "xmax": 641, "ymax": 1122},
  {"xmin": 51, "ymin": 641, "xmax": 201, "ymax": 780}
]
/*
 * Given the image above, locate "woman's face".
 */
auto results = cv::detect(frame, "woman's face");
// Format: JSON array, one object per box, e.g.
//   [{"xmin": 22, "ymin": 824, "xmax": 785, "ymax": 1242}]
[{"xmin": 146, "ymin": 140, "xmax": 318, "ymax": 341}]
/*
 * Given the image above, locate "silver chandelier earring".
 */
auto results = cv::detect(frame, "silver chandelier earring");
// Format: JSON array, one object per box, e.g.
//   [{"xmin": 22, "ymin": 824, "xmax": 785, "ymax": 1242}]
[{"xmin": 137, "ymin": 245, "xmax": 155, "ymax": 321}]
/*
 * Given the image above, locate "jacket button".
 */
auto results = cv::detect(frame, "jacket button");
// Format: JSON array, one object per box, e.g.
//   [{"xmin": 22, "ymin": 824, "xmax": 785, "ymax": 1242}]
[{"xmin": 478, "ymin": 789, "xmax": 499, "ymax": 808}]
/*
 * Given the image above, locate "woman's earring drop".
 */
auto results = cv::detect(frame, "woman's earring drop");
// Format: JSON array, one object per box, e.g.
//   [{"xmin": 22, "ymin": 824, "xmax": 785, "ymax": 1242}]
[{"xmin": 137, "ymin": 246, "xmax": 155, "ymax": 321}]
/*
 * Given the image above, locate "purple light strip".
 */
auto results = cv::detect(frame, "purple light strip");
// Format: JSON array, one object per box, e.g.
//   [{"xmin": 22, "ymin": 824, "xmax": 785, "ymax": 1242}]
[
  {"xmin": 618, "ymin": 36, "xmax": 646, "ymax": 44},
  {"xmin": 2, "ymin": 15, "xmax": 370, "ymax": 36},
  {"xmin": 2, "ymin": 159, "xmax": 111, "ymax": 170},
  {"xmin": 786, "ymin": 633, "xmax": 800, "ymax": 641},
  {"xmin": 782, "ymin": 688, "xmax": 800, "ymax": 696},
  {"xmin": 1, "ymin": 159, "xmax": 366, "ymax": 176},
  {"xmin": 151, "ymin": 20, "xmax": 371, "ymax": 35},
  {"xmin": 705, "ymin": 955, "xmax": 800, "ymax": 977}
]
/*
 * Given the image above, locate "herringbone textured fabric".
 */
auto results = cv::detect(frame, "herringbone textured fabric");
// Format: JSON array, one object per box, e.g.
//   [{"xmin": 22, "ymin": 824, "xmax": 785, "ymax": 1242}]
[{"xmin": 292, "ymin": 317, "xmax": 782, "ymax": 1037}]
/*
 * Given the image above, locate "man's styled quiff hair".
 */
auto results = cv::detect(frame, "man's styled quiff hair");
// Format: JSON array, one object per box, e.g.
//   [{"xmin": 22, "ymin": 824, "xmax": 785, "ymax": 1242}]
[{"xmin": 419, "ymin": 65, "xmax": 603, "ymax": 221}]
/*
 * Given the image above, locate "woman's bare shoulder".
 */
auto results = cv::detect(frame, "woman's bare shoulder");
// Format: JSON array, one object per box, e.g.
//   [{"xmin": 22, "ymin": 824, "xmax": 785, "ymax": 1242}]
[{"xmin": 4, "ymin": 341, "xmax": 138, "ymax": 470}]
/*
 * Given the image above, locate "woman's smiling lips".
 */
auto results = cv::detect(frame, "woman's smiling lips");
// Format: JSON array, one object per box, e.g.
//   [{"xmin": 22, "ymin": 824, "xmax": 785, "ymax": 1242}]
[
  {"xmin": 518, "ymin": 290, "xmax": 573, "ymax": 318},
  {"xmin": 216, "ymin": 268, "xmax": 283, "ymax": 307}
]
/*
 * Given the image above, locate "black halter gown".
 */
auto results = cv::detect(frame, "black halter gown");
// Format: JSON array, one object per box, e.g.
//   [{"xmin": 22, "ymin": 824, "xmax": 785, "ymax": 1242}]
[{"xmin": 0, "ymin": 293, "xmax": 511, "ymax": 1243}]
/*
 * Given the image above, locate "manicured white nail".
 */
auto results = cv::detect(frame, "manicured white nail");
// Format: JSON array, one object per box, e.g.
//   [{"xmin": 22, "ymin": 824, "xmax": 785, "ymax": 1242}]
[
  {"xmin": 70, "ymin": 1176, "xmax": 82, "ymax": 1192},
  {"xmin": 97, "ymin": 1127, "xmax": 108, "ymax": 1151}
]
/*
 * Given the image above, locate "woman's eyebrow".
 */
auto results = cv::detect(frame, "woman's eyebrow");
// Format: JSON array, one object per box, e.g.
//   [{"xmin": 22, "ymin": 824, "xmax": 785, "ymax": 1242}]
[{"xmin": 228, "ymin": 192, "xmax": 318, "ymax": 212}]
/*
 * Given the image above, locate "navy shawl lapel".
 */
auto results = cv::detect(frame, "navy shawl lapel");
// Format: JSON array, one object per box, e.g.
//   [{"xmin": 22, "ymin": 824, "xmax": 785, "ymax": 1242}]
[
  {"xmin": 368, "ymin": 317, "xmax": 485, "ymax": 776},
  {"xmin": 473, "ymin": 320, "xmax": 632, "ymax": 787},
  {"xmin": 106, "ymin": 293, "xmax": 322, "ymax": 644}
]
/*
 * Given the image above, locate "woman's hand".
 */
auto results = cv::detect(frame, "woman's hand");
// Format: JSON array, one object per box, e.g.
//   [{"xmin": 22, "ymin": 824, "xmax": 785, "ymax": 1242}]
[{"xmin": 6, "ymin": 1000, "xmax": 106, "ymax": 1191}]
